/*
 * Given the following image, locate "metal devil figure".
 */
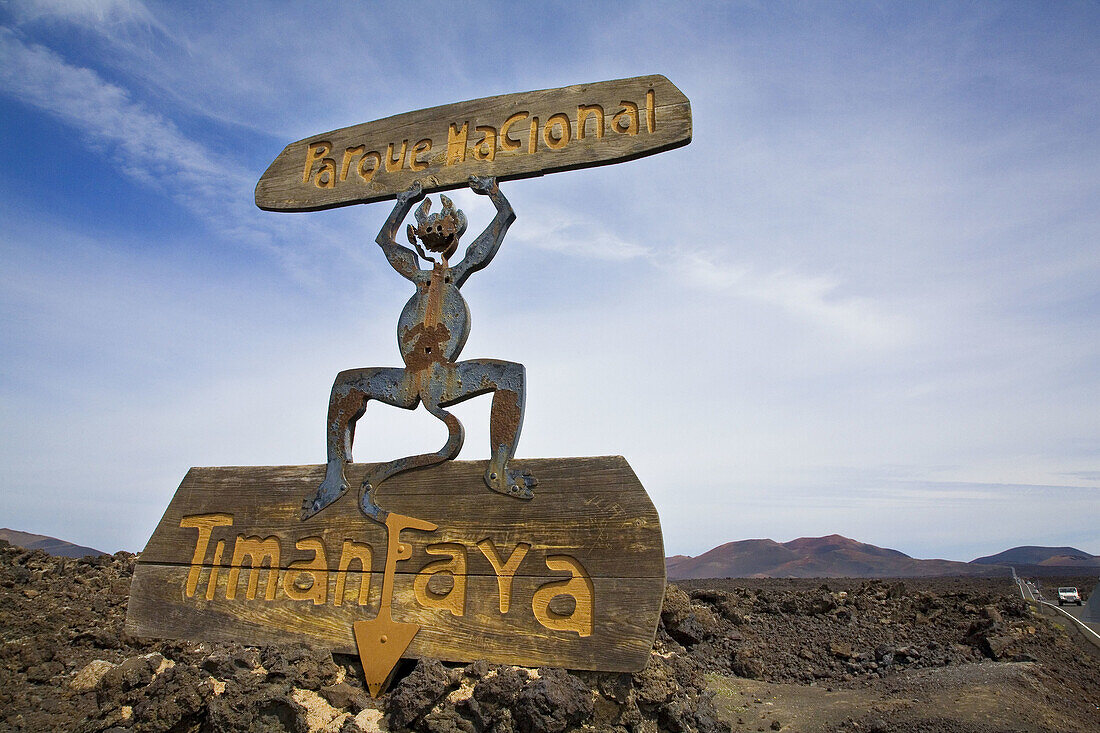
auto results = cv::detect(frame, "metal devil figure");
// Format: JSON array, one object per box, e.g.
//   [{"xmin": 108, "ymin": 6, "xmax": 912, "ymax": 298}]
[
  {"xmin": 127, "ymin": 75, "xmax": 691, "ymax": 696},
  {"xmin": 305, "ymin": 176, "xmax": 538, "ymax": 694},
  {"xmin": 304, "ymin": 176, "xmax": 537, "ymax": 527}
]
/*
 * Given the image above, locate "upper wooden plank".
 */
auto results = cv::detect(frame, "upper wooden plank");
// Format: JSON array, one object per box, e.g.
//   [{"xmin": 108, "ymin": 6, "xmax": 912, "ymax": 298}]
[{"xmin": 255, "ymin": 75, "xmax": 691, "ymax": 212}]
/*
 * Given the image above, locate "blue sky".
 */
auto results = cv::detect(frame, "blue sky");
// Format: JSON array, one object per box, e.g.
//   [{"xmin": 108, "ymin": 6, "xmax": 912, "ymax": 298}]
[{"xmin": 1, "ymin": 1, "xmax": 1097, "ymax": 561}]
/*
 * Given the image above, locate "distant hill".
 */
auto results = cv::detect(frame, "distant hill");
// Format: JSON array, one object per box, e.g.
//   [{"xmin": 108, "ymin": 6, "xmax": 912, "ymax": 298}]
[
  {"xmin": 971, "ymin": 545, "xmax": 1100, "ymax": 568},
  {"xmin": 0, "ymin": 528, "xmax": 107, "ymax": 558},
  {"xmin": 667, "ymin": 534, "xmax": 1007, "ymax": 579}
]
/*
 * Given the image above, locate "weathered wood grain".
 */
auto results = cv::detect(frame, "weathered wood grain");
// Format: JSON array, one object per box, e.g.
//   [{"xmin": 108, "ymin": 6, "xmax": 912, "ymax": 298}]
[
  {"xmin": 128, "ymin": 566, "xmax": 663, "ymax": 670},
  {"xmin": 255, "ymin": 75, "xmax": 691, "ymax": 211},
  {"xmin": 127, "ymin": 456, "xmax": 664, "ymax": 672},
  {"xmin": 137, "ymin": 457, "xmax": 662, "ymax": 577}
]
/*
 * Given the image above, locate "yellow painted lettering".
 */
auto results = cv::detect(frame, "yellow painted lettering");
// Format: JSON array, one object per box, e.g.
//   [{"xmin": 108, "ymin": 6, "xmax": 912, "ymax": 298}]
[
  {"xmin": 543, "ymin": 113, "xmax": 570, "ymax": 150},
  {"xmin": 413, "ymin": 542, "xmax": 467, "ymax": 617},
  {"xmin": 532, "ymin": 555, "xmax": 593, "ymax": 637},
  {"xmin": 282, "ymin": 537, "xmax": 328, "ymax": 606},
  {"xmin": 340, "ymin": 145, "xmax": 365, "ymax": 182},
  {"xmin": 302, "ymin": 140, "xmax": 332, "ymax": 183},
  {"xmin": 227, "ymin": 535, "xmax": 280, "ymax": 601},
  {"xmin": 385, "ymin": 140, "xmax": 408, "ymax": 173},
  {"xmin": 612, "ymin": 101, "xmax": 639, "ymax": 136},
  {"xmin": 446, "ymin": 122, "xmax": 469, "ymax": 165},
  {"xmin": 180, "ymin": 513, "xmax": 233, "ymax": 598},
  {"xmin": 528, "ymin": 116, "xmax": 539, "ymax": 154},
  {"xmin": 645, "ymin": 88, "xmax": 655, "ymax": 133},
  {"xmin": 477, "ymin": 539, "xmax": 530, "ymax": 613},
  {"xmin": 205, "ymin": 539, "xmax": 225, "ymax": 601},
  {"xmin": 577, "ymin": 105, "xmax": 605, "ymax": 139},
  {"xmin": 474, "ymin": 126, "xmax": 497, "ymax": 161},
  {"xmin": 357, "ymin": 151, "xmax": 382, "ymax": 182},
  {"xmin": 500, "ymin": 112, "xmax": 528, "ymax": 151},
  {"xmin": 410, "ymin": 138, "xmax": 432, "ymax": 172},
  {"xmin": 314, "ymin": 158, "xmax": 337, "ymax": 188},
  {"xmin": 334, "ymin": 539, "xmax": 372, "ymax": 607}
]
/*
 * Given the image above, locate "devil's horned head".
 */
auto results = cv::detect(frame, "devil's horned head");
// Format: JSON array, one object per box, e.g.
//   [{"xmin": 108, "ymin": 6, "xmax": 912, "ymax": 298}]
[{"xmin": 407, "ymin": 195, "xmax": 467, "ymax": 261}]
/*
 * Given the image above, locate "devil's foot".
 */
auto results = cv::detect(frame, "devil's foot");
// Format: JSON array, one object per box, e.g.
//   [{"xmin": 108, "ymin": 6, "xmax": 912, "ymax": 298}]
[
  {"xmin": 358, "ymin": 482, "xmax": 389, "ymax": 523},
  {"xmin": 485, "ymin": 467, "xmax": 538, "ymax": 499},
  {"xmin": 301, "ymin": 472, "xmax": 349, "ymax": 520}
]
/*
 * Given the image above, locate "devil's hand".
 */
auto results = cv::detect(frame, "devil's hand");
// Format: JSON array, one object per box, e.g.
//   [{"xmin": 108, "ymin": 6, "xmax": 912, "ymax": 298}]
[
  {"xmin": 397, "ymin": 180, "xmax": 424, "ymax": 204},
  {"xmin": 468, "ymin": 175, "xmax": 497, "ymax": 195}
]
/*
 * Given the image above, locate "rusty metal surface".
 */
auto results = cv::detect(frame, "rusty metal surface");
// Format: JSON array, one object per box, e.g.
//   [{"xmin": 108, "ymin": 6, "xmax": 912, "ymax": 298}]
[{"xmin": 302, "ymin": 176, "xmax": 537, "ymax": 524}]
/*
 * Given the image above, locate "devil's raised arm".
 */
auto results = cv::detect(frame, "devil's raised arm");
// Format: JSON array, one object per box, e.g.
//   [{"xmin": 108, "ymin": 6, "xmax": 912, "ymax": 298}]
[
  {"xmin": 453, "ymin": 177, "xmax": 515, "ymax": 287},
  {"xmin": 375, "ymin": 182, "xmax": 425, "ymax": 282}
]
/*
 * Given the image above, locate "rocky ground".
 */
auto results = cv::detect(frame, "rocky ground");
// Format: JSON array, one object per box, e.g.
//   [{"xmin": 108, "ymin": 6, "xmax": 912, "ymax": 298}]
[{"xmin": 1, "ymin": 540, "xmax": 1097, "ymax": 732}]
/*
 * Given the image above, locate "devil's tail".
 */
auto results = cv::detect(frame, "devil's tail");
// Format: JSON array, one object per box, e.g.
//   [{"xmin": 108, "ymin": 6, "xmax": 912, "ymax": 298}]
[{"xmin": 358, "ymin": 404, "xmax": 464, "ymax": 522}]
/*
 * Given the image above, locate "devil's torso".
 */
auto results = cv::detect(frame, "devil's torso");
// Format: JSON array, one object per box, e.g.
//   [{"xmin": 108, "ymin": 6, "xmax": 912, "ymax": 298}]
[{"xmin": 397, "ymin": 262, "xmax": 470, "ymax": 371}]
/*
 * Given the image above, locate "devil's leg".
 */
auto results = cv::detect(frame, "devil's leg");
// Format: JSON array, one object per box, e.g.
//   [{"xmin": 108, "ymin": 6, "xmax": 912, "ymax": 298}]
[
  {"xmin": 302, "ymin": 367, "xmax": 415, "ymax": 520},
  {"xmin": 443, "ymin": 359, "xmax": 537, "ymax": 499},
  {"xmin": 358, "ymin": 366, "xmax": 465, "ymax": 521}
]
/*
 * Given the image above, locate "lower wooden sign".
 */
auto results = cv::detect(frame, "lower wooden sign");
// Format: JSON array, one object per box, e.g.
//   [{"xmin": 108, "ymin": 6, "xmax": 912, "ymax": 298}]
[{"xmin": 126, "ymin": 456, "xmax": 664, "ymax": 674}]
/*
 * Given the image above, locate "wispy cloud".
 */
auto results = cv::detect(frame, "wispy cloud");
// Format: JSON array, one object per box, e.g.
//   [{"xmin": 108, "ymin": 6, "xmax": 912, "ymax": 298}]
[
  {"xmin": 0, "ymin": 28, "xmax": 249, "ymax": 209},
  {"xmin": 1060, "ymin": 471, "xmax": 1100, "ymax": 482},
  {"xmin": 8, "ymin": 0, "xmax": 163, "ymax": 28},
  {"xmin": 0, "ymin": 27, "xmax": 389, "ymax": 291},
  {"xmin": 674, "ymin": 249, "xmax": 912, "ymax": 348},
  {"xmin": 511, "ymin": 205, "xmax": 653, "ymax": 261}
]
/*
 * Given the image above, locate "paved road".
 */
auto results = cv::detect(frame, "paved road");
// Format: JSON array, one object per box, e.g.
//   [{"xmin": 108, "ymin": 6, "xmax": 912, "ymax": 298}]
[
  {"xmin": 1059, "ymin": 599, "xmax": 1100, "ymax": 630},
  {"xmin": 1018, "ymin": 576, "xmax": 1100, "ymax": 640}
]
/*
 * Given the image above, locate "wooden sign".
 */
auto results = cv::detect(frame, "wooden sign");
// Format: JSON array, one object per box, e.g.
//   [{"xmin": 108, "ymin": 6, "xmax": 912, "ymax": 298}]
[
  {"xmin": 126, "ymin": 457, "xmax": 665, "ymax": 673},
  {"xmin": 255, "ymin": 74, "xmax": 691, "ymax": 211}
]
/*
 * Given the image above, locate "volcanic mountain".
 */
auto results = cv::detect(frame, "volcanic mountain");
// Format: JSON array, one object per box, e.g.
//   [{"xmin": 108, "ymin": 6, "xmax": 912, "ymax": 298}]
[
  {"xmin": 0, "ymin": 528, "xmax": 107, "ymax": 558},
  {"xmin": 971, "ymin": 545, "xmax": 1100, "ymax": 567},
  {"xmin": 667, "ymin": 534, "xmax": 1006, "ymax": 579}
]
